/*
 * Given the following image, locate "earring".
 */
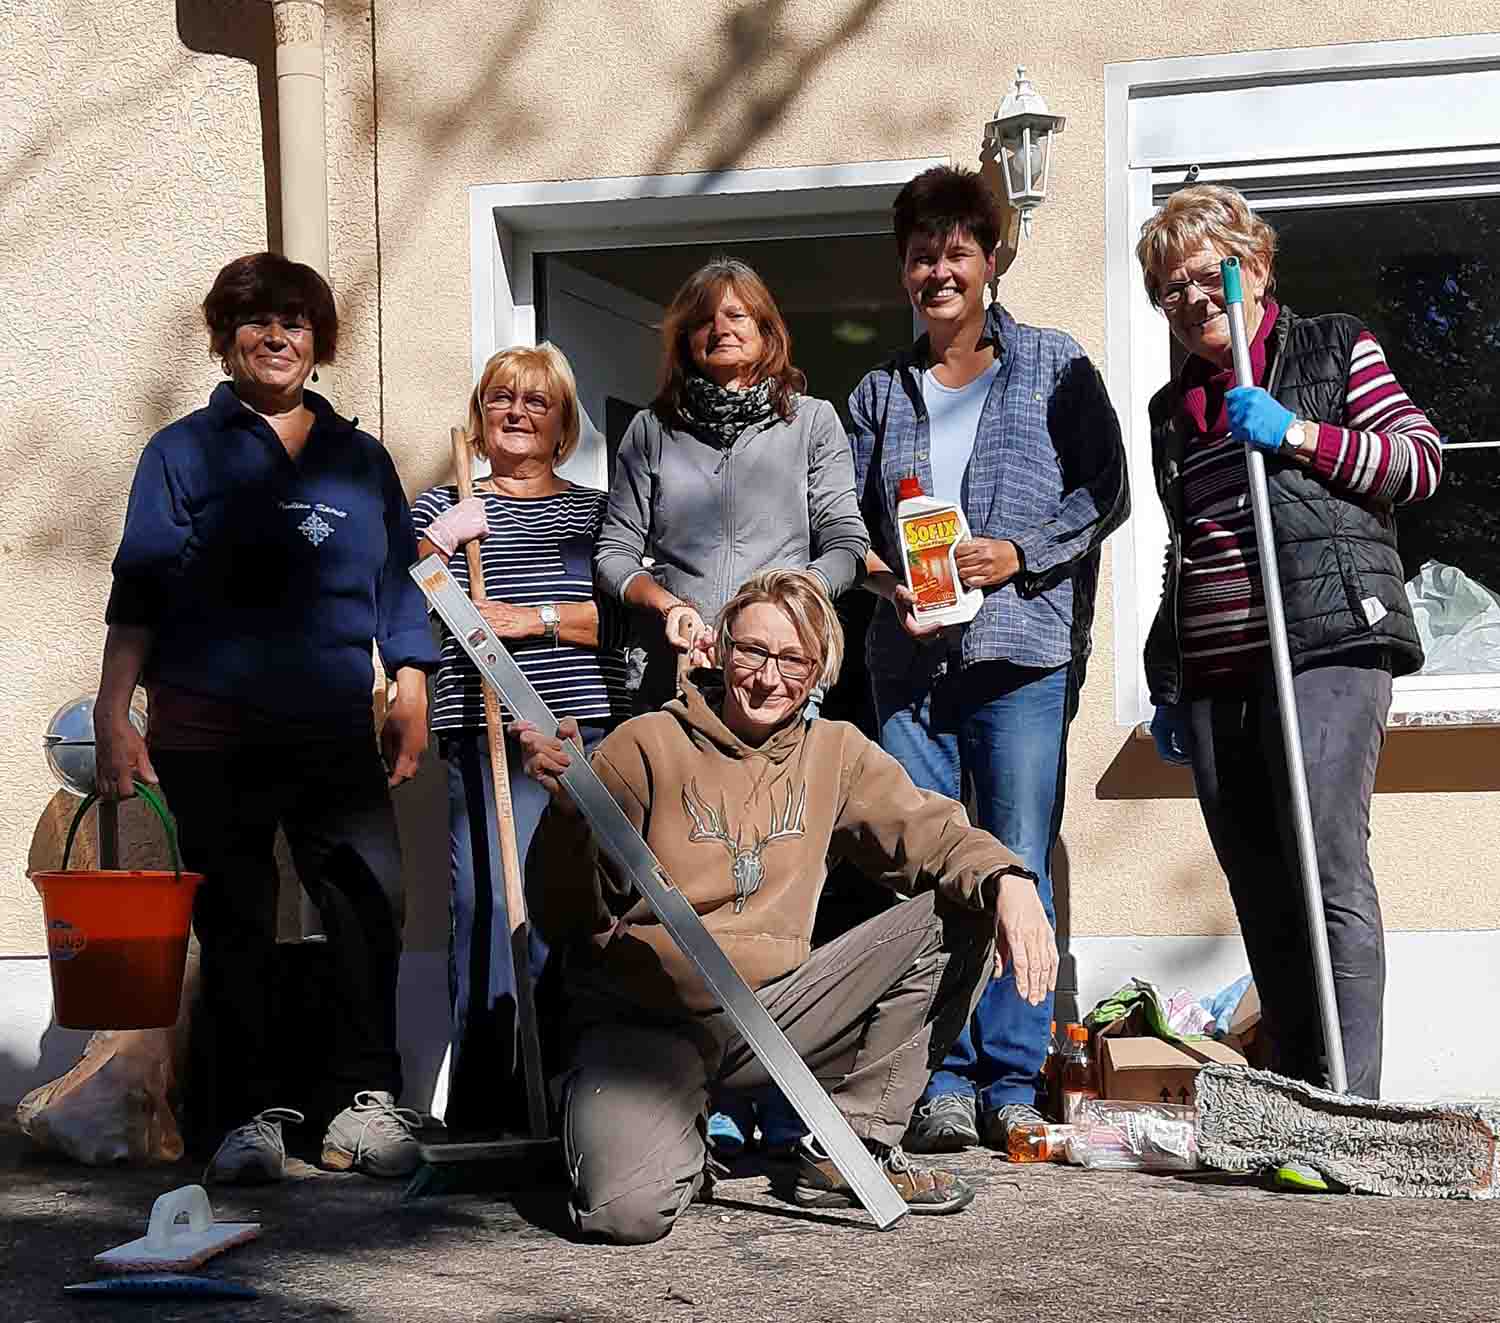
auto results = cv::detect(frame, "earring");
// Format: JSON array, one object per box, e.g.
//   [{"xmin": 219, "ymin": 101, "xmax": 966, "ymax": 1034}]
[{"xmin": 312, "ymin": 368, "xmax": 319, "ymax": 383}]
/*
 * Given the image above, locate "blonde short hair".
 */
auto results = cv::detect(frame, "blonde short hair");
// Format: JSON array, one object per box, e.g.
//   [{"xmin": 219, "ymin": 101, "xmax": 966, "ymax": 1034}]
[
  {"xmin": 1136, "ymin": 185, "xmax": 1278, "ymax": 307},
  {"xmin": 717, "ymin": 568, "xmax": 844, "ymax": 690},
  {"xmin": 465, "ymin": 343, "xmax": 582, "ymax": 465}
]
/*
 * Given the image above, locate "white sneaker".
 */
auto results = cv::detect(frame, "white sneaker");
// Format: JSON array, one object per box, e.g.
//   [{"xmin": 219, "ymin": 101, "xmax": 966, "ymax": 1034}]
[
  {"xmin": 321, "ymin": 1090, "xmax": 422, "ymax": 1177},
  {"xmin": 204, "ymin": 1107, "xmax": 304, "ymax": 1185}
]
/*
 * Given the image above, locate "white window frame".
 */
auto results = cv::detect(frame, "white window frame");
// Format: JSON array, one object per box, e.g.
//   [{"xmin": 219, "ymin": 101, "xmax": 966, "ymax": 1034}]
[
  {"xmin": 466, "ymin": 158, "xmax": 947, "ymax": 385},
  {"xmin": 1104, "ymin": 34, "xmax": 1500, "ymax": 729}
]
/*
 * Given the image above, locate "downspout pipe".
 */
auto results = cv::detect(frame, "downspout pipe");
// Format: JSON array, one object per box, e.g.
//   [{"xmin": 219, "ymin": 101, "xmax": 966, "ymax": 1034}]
[{"xmin": 269, "ymin": 1, "xmax": 328, "ymax": 276}]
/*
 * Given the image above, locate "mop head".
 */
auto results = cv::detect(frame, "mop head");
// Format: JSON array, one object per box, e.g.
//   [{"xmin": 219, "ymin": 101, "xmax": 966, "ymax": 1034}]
[{"xmin": 1196, "ymin": 1065, "xmax": 1500, "ymax": 1199}]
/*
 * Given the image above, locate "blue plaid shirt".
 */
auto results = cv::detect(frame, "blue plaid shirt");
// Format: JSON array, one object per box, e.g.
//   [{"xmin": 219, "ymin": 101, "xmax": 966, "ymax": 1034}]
[{"xmin": 849, "ymin": 303, "xmax": 1128, "ymax": 674}]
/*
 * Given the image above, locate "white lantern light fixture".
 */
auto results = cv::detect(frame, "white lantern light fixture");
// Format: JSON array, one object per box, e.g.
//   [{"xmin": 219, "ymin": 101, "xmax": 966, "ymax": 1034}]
[{"xmin": 983, "ymin": 66, "xmax": 1066, "ymax": 239}]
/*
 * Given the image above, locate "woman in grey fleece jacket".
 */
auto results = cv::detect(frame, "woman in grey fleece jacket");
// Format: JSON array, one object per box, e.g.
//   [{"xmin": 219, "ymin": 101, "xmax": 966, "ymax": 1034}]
[{"xmin": 594, "ymin": 258, "xmax": 869, "ymax": 712}]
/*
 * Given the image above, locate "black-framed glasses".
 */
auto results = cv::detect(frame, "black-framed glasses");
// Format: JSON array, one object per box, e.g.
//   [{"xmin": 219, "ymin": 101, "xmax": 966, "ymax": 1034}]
[
  {"xmin": 1157, "ymin": 268, "xmax": 1225, "ymax": 310},
  {"xmin": 727, "ymin": 637, "xmax": 816, "ymax": 683}
]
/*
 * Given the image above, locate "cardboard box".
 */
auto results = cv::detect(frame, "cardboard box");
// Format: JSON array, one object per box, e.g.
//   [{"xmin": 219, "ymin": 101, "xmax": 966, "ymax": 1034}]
[{"xmin": 1098, "ymin": 1035, "xmax": 1247, "ymax": 1106}]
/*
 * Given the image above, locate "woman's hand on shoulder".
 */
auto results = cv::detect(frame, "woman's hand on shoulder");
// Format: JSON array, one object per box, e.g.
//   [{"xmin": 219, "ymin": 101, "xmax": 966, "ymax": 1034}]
[
  {"xmin": 513, "ymin": 718, "xmax": 582, "ymax": 810},
  {"xmin": 663, "ymin": 602, "xmax": 712, "ymax": 656}
]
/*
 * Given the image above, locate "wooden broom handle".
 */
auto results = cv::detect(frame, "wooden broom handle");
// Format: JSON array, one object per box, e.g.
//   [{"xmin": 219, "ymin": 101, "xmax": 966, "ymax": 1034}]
[{"xmin": 449, "ymin": 426, "xmax": 548, "ymax": 1137}]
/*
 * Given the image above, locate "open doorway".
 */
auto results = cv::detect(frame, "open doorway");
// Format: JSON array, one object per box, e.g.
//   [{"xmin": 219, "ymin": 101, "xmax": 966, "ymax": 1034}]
[
  {"xmin": 536, "ymin": 231, "xmax": 914, "ymax": 740},
  {"xmin": 536, "ymin": 232, "xmax": 913, "ymax": 489}
]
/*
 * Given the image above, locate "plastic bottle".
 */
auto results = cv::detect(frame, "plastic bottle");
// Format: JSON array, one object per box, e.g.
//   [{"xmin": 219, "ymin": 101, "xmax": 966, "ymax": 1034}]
[
  {"xmin": 895, "ymin": 477, "xmax": 983, "ymax": 628},
  {"xmin": 1006, "ymin": 1121, "xmax": 1075, "ymax": 1164},
  {"xmin": 1060, "ymin": 1023, "xmax": 1099, "ymax": 1125}
]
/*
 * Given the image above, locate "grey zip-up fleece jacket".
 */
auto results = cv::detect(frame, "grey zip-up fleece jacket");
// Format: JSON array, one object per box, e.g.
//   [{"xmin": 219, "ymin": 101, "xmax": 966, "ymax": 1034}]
[{"xmin": 594, "ymin": 396, "xmax": 869, "ymax": 699}]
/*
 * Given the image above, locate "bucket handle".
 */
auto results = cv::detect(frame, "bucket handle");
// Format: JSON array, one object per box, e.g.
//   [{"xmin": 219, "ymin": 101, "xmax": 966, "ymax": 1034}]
[{"xmin": 60, "ymin": 780, "xmax": 182, "ymax": 878}]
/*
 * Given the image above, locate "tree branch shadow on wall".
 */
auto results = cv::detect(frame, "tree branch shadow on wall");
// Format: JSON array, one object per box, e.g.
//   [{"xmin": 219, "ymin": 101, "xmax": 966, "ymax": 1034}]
[
  {"xmin": 643, "ymin": 0, "xmax": 892, "ymax": 183},
  {"xmin": 176, "ymin": 0, "xmax": 282, "ymax": 253}
]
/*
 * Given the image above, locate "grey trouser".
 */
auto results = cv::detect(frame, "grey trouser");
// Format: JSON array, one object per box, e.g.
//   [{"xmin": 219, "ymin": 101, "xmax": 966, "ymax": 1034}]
[
  {"xmin": 558, "ymin": 889, "xmax": 994, "ymax": 1244},
  {"xmin": 1188, "ymin": 659, "xmax": 1392, "ymax": 1099}
]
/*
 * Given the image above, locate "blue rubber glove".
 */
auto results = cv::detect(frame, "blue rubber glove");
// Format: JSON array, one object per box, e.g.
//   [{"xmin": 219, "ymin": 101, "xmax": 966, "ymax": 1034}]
[
  {"xmin": 1150, "ymin": 704, "xmax": 1193, "ymax": 767},
  {"xmin": 1225, "ymin": 386, "xmax": 1295, "ymax": 453}
]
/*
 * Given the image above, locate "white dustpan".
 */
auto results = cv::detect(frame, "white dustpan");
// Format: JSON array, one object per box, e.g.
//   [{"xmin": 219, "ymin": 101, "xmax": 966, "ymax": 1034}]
[{"xmin": 95, "ymin": 1184, "xmax": 259, "ymax": 1272}]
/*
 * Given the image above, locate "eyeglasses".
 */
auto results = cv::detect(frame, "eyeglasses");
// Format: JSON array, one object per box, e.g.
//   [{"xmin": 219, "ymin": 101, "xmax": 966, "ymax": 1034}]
[
  {"xmin": 483, "ymin": 387, "xmax": 554, "ymax": 416},
  {"xmin": 727, "ymin": 637, "xmax": 816, "ymax": 684},
  {"xmin": 1156, "ymin": 268, "xmax": 1225, "ymax": 311}
]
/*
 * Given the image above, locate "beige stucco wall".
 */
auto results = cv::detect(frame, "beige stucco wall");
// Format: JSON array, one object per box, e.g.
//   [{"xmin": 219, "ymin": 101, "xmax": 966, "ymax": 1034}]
[
  {"xmin": 0, "ymin": 0, "xmax": 378, "ymax": 956},
  {"xmin": 2, "ymin": 0, "xmax": 1495, "ymax": 960}
]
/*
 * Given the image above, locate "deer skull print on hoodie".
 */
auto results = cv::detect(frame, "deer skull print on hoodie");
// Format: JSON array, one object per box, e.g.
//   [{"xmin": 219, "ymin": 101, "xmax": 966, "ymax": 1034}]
[{"xmin": 529, "ymin": 676, "xmax": 1025, "ymax": 1014}]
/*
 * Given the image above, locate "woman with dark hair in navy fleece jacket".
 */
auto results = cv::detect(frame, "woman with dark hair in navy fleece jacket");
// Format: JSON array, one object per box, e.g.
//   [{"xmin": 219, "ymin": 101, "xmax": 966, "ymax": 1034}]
[{"xmin": 94, "ymin": 252, "xmax": 440, "ymax": 1186}]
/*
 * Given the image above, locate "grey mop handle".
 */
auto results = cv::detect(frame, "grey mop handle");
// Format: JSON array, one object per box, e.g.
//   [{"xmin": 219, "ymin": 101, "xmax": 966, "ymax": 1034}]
[{"xmin": 1220, "ymin": 256, "xmax": 1348, "ymax": 1095}]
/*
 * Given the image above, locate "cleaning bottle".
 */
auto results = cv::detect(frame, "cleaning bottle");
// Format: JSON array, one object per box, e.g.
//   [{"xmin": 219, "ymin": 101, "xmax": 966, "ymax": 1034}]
[
  {"xmin": 1060, "ymin": 1023, "xmax": 1099, "ymax": 1125},
  {"xmin": 895, "ymin": 477, "xmax": 983, "ymax": 628}
]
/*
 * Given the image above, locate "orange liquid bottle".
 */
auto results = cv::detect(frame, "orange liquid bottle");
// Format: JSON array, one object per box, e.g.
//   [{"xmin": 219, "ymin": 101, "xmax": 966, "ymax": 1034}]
[
  {"xmin": 895, "ymin": 477, "xmax": 983, "ymax": 628},
  {"xmin": 1060, "ymin": 1023, "xmax": 1099, "ymax": 1124}
]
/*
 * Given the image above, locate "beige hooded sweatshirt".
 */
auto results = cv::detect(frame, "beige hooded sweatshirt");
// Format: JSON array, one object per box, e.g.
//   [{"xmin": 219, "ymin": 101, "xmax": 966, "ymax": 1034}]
[{"xmin": 530, "ymin": 679, "xmax": 1029, "ymax": 1014}]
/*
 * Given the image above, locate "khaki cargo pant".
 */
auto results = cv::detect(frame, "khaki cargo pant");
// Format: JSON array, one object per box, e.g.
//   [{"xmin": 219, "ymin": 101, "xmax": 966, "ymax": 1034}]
[{"xmin": 558, "ymin": 888, "xmax": 995, "ymax": 1243}]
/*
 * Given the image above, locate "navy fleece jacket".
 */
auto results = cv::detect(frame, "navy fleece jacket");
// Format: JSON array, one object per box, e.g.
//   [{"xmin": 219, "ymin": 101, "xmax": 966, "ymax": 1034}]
[{"xmin": 107, "ymin": 383, "xmax": 438, "ymax": 725}]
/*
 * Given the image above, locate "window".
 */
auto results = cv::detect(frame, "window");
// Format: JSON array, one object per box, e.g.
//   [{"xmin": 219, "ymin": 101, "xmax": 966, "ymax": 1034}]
[{"xmin": 1105, "ymin": 36, "xmax": 1500, "ymax": 727}]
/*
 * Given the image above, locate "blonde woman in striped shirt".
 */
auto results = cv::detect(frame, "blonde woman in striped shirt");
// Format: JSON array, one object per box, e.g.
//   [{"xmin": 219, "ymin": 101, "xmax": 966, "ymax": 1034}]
[
  {"xmin": 1136, "ymin": 185, "xmax": 1441, "ymax": 1102},
  {"xmin": 413, "ymin": 344, "xmax": 630, "ymax": 1133}
]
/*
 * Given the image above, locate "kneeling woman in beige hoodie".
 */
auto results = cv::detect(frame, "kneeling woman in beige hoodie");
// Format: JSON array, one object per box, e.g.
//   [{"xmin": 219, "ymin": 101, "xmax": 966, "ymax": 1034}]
[{"xmin": 515, "ymin": 568, "xmax": 1055, "ymax": 1243}]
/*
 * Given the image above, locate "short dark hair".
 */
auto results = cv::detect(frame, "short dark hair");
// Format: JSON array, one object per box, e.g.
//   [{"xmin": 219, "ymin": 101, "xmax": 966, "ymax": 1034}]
[
  {"xmin": 892, "ymin": 166, "xmax": 1005, "ymax": 261},
  {"xmin": 202, "ymin": 252, "xmax": 339, "ymax": 364}
]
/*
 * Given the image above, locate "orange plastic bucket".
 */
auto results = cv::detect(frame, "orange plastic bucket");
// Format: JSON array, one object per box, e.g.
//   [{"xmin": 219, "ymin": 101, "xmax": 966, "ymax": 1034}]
[{"xmin": 31, "ymin": 782, "xmax": 201, "ymax": 1030}]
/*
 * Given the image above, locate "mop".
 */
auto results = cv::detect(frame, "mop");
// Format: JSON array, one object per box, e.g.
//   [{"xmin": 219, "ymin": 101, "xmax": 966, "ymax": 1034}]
[{"xmin": 1193, "ymin": 262, "xmax": 1497, "ymax": 1197}]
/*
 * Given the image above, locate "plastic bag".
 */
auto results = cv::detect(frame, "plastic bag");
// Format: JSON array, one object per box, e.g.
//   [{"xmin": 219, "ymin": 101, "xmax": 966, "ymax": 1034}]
[
  {"xmin": 1405, "ymin": 560, "xmax": 1500, "ymax": 675},
  {"xmin": 1066, "ymin": 1100, "xmax": 1198, "ymax": 1172},
  {"xmin": 15, "ymin": 1028, "xmax": 184, "ymax": 1165}
]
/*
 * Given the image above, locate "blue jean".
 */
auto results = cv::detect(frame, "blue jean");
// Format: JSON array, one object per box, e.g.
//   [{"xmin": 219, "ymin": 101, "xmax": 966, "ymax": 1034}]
[
  {"xmin": 871, "ymin": 655, "xmax": 1077, "ymax": 1113},
  {"xmin": 442, "ymin": 725, "xmax": 605, "ymax": 1129}
]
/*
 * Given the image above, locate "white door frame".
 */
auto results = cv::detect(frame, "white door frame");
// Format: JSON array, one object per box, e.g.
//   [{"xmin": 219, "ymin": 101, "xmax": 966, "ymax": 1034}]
[{"xmin": 467, "ymin": 158, "xmax": 948, "ymax": 382}]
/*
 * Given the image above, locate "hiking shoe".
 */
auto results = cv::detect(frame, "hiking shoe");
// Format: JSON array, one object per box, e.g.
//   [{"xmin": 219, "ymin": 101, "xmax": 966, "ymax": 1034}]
[
  {"xmin": 903, "ymin": 1092, "xmax": 979, "ymax": 1153},
  {"xmin": 204, "ymin": 1107, "xmax": 304, "ymax": 1185},
  {"xmin": 792, "ymin": 1136, "xmax": 974, "ymax": 1215},
  {"xmin": 982, "ymin": 1102, "xmax": 1046, "ymax": 1150},
  {"xmin": 320, "ymin": 1090, "xmax": 422, "ymax": 1177}
]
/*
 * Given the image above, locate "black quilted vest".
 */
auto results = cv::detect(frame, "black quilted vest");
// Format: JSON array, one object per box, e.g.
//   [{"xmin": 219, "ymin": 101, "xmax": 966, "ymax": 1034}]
[{"xmin": 1143, "ymin": 307, "xmax": 1424, "ymax": 705}]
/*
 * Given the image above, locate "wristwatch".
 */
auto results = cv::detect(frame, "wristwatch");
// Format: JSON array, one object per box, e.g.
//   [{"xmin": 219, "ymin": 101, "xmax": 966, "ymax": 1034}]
[
  {"xmin": 1280, "ymin": 419, "xmax": 1311, "ymax": 458},
  {"xmin": 539, "ymin": 602, "xmax": 561, "ymax": 644}
]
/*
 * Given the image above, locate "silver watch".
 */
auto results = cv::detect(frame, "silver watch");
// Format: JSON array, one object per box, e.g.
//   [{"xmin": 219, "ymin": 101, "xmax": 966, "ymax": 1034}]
[{"xmin": 539, "ymin": 602, "xmax": 561, "ymax": 644}]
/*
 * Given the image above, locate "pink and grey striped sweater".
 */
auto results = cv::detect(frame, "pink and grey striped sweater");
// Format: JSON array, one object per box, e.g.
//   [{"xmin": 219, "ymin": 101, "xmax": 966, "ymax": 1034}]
[{"xmin": 1177, "ymin": 301, "xmax": 1442, "ymax": 694}]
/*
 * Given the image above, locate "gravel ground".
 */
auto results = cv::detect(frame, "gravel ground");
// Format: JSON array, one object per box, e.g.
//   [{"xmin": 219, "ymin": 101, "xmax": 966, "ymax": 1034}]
[{"xmin": 4, "ymin": 1117, "xmax": 1497, "ymax": 1323}]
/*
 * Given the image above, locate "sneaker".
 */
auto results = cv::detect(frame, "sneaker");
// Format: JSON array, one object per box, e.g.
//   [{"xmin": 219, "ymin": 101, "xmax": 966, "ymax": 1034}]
[
  {"xmin": 792, "ymin": 1136, "xmax": 974, "ymax": 1215},
  {"xmin": 204, "ymin": 1107, "xmax": 304, "ymax": 1185},
  {"xmin": 321, "ymin": 1090, "xmax": 422, "ymax": 1177},
  {"xmin": 981, "ymin": 1102, "xmax": 1046, "ymax": 1150},
  {"xmin": 1270, "ymin": 1161, "xmax": 1334, "ymax": 1193},
  {"xmin": 903, "ymin": 1092, "xmax": 979, "ymax": 1153},
  {"xmin": 707, "ymin": 1104, "xmax": 753, "ymax": 1158}
]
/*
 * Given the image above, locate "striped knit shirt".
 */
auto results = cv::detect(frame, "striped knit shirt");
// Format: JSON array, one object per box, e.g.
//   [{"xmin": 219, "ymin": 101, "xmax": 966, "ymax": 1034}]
[
  {"xmin": 1179, "ymin": 304, "xmax": 1442, "ymax": 693},
  {"xmin": 411, "ymin": 484, "xmax": 630, "ymax": 732}
]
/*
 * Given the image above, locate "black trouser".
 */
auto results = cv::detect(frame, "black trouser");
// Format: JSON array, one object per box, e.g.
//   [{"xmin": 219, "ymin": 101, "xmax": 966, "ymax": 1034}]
[
  {"xmin": 1187, "ymin": 660, "xmax": 1392, "ymax": 1099},
  {"xmin": 153, "ymin": 738, "xmax": 406, "ymax": 1127}
]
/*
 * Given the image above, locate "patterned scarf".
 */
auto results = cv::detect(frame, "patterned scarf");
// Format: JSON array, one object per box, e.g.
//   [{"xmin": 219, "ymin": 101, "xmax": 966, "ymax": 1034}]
[{"xmin": 679, "ymin": 374, "xmax": 777, "ymax": 446}]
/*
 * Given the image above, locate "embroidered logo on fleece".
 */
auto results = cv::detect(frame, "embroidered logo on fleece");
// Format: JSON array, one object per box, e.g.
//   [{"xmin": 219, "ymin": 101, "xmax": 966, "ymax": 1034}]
[
  {"xmin": 280, "ymin": 499, "xmax": 348, "ymax": 547},
  {"xmin": 682, "ymin": 779, "xmax": 807, "ymax": 913}
]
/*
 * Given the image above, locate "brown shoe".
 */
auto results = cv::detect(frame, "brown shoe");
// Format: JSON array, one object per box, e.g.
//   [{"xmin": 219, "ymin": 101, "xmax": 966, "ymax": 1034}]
[{"xmin": 792, "ymin": 1139, "xmax": 974, "ymax": 1215}]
